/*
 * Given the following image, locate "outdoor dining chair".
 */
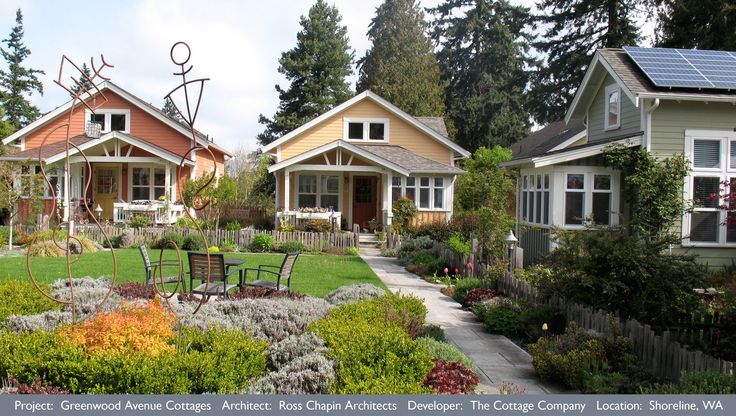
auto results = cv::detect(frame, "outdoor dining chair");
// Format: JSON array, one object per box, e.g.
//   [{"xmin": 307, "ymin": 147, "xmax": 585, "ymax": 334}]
[
  {"xmin": 139, "ymin": 244, "xmax": 186, "ymax": 292},
  {"xmin": 241, "ymin": 252, "xmax": 299, "ymax": 292},
  {"xmin": 188, "ymin": 252, "xmax": 242, "ymax": 299}
]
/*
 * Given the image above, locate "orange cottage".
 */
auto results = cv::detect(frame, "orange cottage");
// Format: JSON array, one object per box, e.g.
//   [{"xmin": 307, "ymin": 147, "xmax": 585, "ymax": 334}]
[{"xmin": 0, "ymin": 81, "xmax": 230, "ymax": 225}]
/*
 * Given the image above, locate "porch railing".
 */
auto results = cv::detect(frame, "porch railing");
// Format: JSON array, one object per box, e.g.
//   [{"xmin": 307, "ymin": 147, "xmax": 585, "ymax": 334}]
[
  {"xmin": 112, "ymin": 202, "xmax": 185, "ymax": 225},
  {"xmin": 276, "ymin": 210, "xmax": 342, "ymax": 231}
]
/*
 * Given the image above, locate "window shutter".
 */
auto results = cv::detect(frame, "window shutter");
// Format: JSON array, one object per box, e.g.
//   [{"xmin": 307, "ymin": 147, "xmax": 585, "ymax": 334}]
[{"xmin": 693, "ymin": 140, "xmax": 720, "ymax": 168}]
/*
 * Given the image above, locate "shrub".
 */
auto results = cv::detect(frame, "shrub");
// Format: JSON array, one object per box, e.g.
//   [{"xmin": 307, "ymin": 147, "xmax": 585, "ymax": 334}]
[
  {"xmin": 152, "ymin": 232, "xmax": 184, "ymax": 250},
  {"xmin": 309, "ymin": 295, "xmax": 433, "ymax": 393},
  {"xmin": 208, "ymin": 246, "xmax": 220, "ymax": 253},
  {"xmin": 224, "ymin": 221, "xmax": 241, "ymax": 231},
  {"xmin": 228, "ymin": 286, "xmax": 304, "ymax": 301},
  {"xmin": 113, "ymin": 281, "xmax": 157, "ymax": 300},
  {"xmin": 58, "ymin": 299, "xmax": 177, "ymax": 356},
  {"xmin": 397, "ymin": 235, "xmax": 434, "ymax": 265},
  {"xmin": 175, "ymin": 216, "xmax": 204, "ymax": 229},
  {"xmin": 251, "ymin": 233, "xmax": 275, "ymax": 252},
  {"xmin": 410, "ymin": 215, "xmax": 479, "ymax": 242},
  {"xmin": 248, "ymin": 353, "xmax": 335, "ymax": 394},
  {"xmin": 417, "ymin": 325, "xmax": 446, "ymax": 342},
  {"xmin": 220, "ymin": 238, "xmax": 238, "ymax": 252},
  {"xmin": 454, "ymin": 278, "xmax": 483, "ymax": 302},
  {"xmin": 417, "ymin": 337, "xmax": 474, "ymax": 369},
  {"xmin": 392, "ymin": 198, "xmax": 417, "ymax": 234},
  {"xmin": 0, "ymin": 280, "xmax": 59, "ymax": 321},
  {"xmin": 266, "ymin": 333, "xmax": 328, "ymax": 370},
  {"xmin": 424, "ymin": 359, "xmax": 478, "ymax": 394},
  {"xmin": 279, "ymin": 240, "xmax": 306, "ymax": 254},
  {"xmin": 461, "ymin": 287, "xmax": 496, "ymax": 308},
  {"xmin": 27, "ymin": 240, "xmax": 65, "ymax": 257},
  {"xmin": 3, "ymin": 378, "xmax": 70, "ymax": 394},
  {"xmin": 129, "ymin": 215, "xmax": 150, "ymax": 229},
  {"xmin": 182, "ymin": 235, "xmax": 205, "ymax": 251},
  {"xmin": 446, "ymin": 234, "xmax": 471, "ymax": 257},
  {"xmin": 380, "ymin": 246, "xmax": 398, "ymax": 257},
  {"xmin": 529, "ymin": 334, "xmax": 606, "ymax": 390},
  {"xmin": 344, "ymin": 246, "xmax": 359, "ymax": 256},
  {"xmin": 300, "ymin": 219, "xmax": 331, "ymax": 233},
  {"xmin": 641, "ymin": 371, "xmax": 736, "ymax": 394},
  {"xmin": 324, "ymin": 284, "xmax": 385, "ymax": 306},
  {"xmin": 475, "ymin": 297, "xmax": 528, "ymax": 339},
  {"xmin": 4, "ymin": 311, "xmax": 73, "ymax": 332}
]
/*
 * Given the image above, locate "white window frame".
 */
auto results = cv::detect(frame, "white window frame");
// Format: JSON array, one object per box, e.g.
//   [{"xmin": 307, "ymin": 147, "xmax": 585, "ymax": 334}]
[
  {"xmin": 683, "ymin": 130, "xmax": 736, "ymax": 247},
  {"xmin": 84, "ymin": 108, "xmax": 131, "ymax": 133},
  {"xmin": 604, "ymin": 84, "xmax": 621, "ymax": 131},
  {"xmin": 295, "ymin": 172, "xmax": 342, "ymax": 210},
  {"xmin": 559, "ymin": 169, "xmax": 620, "ymax": 229},
  {"xmin": 520, "ymin": 172, "xmax": 551, "ymax": 226},
  {"xmin": 343, "ymin": 118, "xmax": 390, "ymax": 142},
  {"xmin": 391, "ymin": 175, "xmax": 449, "ymax": 212},
  {"xmin": 129, "ymin": 165, "xmax": 168, "ymax": 202}
]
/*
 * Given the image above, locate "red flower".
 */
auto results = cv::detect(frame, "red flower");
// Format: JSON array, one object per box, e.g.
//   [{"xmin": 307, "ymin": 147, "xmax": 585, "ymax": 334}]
[
  {"xmin": 443, "ymin": 267, "xmax": 449, "ymax": 275},
  {"xmin": 467, "ymin": 262, "xmax": 473, "ymax": 270},
  {"xmin": 454, "ymin": 267, "xmax": 459, "ymax": 274}
]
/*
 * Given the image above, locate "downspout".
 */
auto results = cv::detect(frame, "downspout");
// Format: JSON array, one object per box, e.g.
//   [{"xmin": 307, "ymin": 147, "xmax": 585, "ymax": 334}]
[{"xmin": 645, "ymin": 98, "xmax": 660, "ymax": 151}]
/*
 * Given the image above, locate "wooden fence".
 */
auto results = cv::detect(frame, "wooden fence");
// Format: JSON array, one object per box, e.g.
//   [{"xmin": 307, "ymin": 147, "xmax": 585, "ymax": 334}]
[
  {"xmin": 497, "ymin": 271, "xmax": 735, "ymax": 381},
  {"xmin": 20, "ymin": 224, "xmax": 358, "ymax": 251}
]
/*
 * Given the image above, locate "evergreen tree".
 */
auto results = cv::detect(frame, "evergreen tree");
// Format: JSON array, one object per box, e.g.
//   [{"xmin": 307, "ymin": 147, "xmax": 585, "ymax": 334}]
[
  {"xmin": 529, "ymin": 0, "xmax": 642, "ymax": 125},
  {"xmin": 430, "ymin": 0, "xmax": 532, "ymax": 152},
  {"xmin": 0, "ymin": 108, "xmax": 13, "ymax": 141},
  {"xmin": 257, "ymin": 0, "xmax": 353, "ymax": 146},
  {"xmin": 357, "ymin": 0, "xmax": 445, "ymax": 117},
  {"xmin": 0, "ymin": 9, "xmax": 44, "ymax": 130},
  {"xmin": 162, "ymin": 97, "xmax": 182, "ymax": 122},
  {"xmin": 69, "ymin": 63, "xmax": 92, "ymax": 97},
  {"xmin": 656, "ymin": 0, "xmax": 736, "ymax": 50}
]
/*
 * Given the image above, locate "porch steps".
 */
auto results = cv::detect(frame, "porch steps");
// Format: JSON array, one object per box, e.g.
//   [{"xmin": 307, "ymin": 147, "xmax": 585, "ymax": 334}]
[{"xmin": 358, "ymin": 233, "xmax": 380, "ymax": 248}]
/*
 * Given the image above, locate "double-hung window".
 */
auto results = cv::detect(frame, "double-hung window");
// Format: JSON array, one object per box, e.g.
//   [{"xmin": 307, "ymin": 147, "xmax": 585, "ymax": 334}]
[
  {"xmin": 297, "ymin": 174, "xmax": 340, "ymax": 209},
  {"xmin": 131, "ymin": 167, "xmax": 167, "ymax": 201},
  {"xmin": 562, "ymin": 171, "xmax": 615, "ymax": 226},
  {"xmin": 521, "ymin": 173, "xmax": 550, "ymax": 225},
  {"xmin": 686, "ymin": 132, "xmax": 736, "ymax": 244}
]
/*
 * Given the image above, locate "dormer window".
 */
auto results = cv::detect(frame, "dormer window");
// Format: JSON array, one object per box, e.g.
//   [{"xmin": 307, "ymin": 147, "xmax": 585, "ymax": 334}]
[
  {"xmin": 604, "ymin": 84, "xmax": 620, "ymax": 130},
  {"xmin": 86, "ymin": 109, "xmax": 131, "ymax": 134},
  {"xmin": 344, "ymin": 118, "xmax": 389, "ymax": 142}
]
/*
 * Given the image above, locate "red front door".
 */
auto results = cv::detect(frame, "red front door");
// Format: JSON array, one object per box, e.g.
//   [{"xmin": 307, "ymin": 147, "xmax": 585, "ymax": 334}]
[{"xmin": 353, "ymin": 176, "xmax": 377, "ymax": 230}]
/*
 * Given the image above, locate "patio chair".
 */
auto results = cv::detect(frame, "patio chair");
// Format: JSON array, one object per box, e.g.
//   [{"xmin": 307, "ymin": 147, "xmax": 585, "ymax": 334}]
[
  {"xmin": 139, "ymin": 244, "xmax": 186, "ymax": 292},
  {"xmin": 241, "ymin": 252, "xmax": 299, "ymax": 292},
  {"xmin": 188, "ymin": 252, "xmax": 242, "ymax": 299}
]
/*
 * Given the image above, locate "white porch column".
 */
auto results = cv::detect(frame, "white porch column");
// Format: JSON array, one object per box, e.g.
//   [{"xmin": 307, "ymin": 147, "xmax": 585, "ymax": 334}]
[
  {"xmin": 164, "ymin": 163, "xmax": 172, "ymax": 223},
  {"xmin": 63, "ymin": 165, "xmax": 72, "ymax": 235},
  {"xmin": 284, "ymin": 169, "xmax": 291, "ymax": 211},
  {"xmin": 382, "ymin": 171, "xmax": 392, "ymax": 226}
]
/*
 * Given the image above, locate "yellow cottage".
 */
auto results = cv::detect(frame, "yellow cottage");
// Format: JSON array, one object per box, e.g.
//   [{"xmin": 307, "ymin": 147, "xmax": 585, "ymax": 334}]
[{"xmin": 262, "ymin": 91, "xmax": 470, "ymax": 230}]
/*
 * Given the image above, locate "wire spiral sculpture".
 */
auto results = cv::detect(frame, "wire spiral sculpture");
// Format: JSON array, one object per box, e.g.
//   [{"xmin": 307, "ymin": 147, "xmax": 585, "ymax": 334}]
[{"xmin": 27, "ymin": 42, "xmax": 215, "ymax": 321}]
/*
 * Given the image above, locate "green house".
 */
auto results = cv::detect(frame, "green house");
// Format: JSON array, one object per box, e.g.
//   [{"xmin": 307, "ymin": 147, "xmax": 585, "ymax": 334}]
[{"xmin": 503, "ymin": 47, "xmax": 736, "ymax": 267}]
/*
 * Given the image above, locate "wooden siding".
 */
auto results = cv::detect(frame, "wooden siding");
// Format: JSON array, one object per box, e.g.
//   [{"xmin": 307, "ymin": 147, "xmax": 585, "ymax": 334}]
[
  {"xmin": 587, "ymin": 74, "xmax": 641, "ymax": 143},
  {"xmin": 413, "ymin": 211, "xmax": 448, "ymax": 225},
  {"xmin": 651, "ymin": 101, "xmax": 736, "ymax": 157},
  {"xmin": 279, "ymin": 99, "xmax": 453, "ymax": 164}
]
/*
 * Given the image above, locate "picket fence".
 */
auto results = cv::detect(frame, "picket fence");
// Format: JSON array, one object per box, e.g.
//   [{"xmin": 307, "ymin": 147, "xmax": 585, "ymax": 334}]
[
  {"xmin": 21, "ymin": 224, "xmax": 358, "ymax": 251},
  {"xmin": 497, "ymin": 271, "xmax": 735, "ymax": 381}
]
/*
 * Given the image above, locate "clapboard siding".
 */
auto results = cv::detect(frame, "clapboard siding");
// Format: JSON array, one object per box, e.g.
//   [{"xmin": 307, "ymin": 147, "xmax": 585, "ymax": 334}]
[
  {"xmin": 279, "ymin": 99, "xmax": 453, "ymax": 164},
  {"xmin": 588, "ymin": 74, "xmax": 641, "ymax": 143},
  {"xmin": 651, "ymin": 101, "xmax": 736, "ymax": 157}
]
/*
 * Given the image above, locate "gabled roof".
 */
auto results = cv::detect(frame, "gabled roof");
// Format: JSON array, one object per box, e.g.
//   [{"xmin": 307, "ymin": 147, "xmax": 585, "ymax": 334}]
[
  {"xmin": 0, "ymin": 131, "xmax": 195, "ymax": 166},
  {"xmin": 566, "ymin": 48, "xmax": 736, "ymax": 123},
  {"xmin": 267, "ymin": 139, "xmax": 463, "ymax": 176},
  {"xmin": 261, "ymin": 90, "xmax": 471, "ymax": 158},
  {"xmin": 510, "ymin": 118, "xmax": 586, "ymax": 160},
  {"xmin": 1, "ymin": 81, "xmax": 232, "ymax": 157}
]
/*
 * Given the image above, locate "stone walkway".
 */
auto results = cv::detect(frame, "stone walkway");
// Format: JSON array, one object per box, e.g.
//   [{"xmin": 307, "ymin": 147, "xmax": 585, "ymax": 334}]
[{"xmin": 360, "ymin": 246, "xmax": 566, "ymax": 394}]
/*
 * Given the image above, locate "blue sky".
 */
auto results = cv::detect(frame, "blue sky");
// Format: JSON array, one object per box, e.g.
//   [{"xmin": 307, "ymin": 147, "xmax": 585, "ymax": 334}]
[{"xmin": 2, "ymin": 0, "xmax": 635, "ymax": 153}]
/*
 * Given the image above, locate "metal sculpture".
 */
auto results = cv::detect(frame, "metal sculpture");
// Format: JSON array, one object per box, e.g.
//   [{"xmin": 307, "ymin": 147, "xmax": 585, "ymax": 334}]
[
  {"xmin": 163, "ymin": 41, "xmax": 215, "ymax": 313},
  {"xmin": 27, "ymin": 55, "xmax": 116, "ymax": 324}
]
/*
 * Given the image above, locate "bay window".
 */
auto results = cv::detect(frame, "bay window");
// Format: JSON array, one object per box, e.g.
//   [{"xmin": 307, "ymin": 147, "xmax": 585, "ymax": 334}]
[
  {"xmin": 521, "ymin": 173, "xmax": 550, "ymax": 226},
  {"xmin": 686, "ymin": 131, "xmax": 736, "ymax": 245},
  {"xmin": 561, "ymin": 171, "xmax": 616, "ymax": 227},
  {"xmin": 392, "ymin": 176, "xmax": 447, "ymax": 210},
  {"xmin": 565, "ymin": 174, "xmax": 585, "ymax": 225}
]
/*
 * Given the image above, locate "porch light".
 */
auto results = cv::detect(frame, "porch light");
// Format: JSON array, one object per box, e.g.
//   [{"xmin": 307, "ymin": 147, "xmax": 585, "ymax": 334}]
[
  {"xmin": 95, "ymin": 204, "xmax": 103, "ymax": 222},
  {"xmin": 504, "ymin": 230, "xmax": 517, "ymax": 272}
]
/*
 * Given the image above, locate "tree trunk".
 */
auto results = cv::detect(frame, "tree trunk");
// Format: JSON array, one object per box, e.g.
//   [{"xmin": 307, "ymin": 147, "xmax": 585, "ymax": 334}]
[{"xmin": 8, "ymin": 215, "xmax": 13, "ymax": 251}]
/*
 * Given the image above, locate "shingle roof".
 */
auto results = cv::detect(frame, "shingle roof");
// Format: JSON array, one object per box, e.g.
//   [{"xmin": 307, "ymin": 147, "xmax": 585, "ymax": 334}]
[
  {"xmin": 355, "ymin": 144, "xmax": 464, "ymax": 174},
  {"xmin": 510, "ymin": 119, "xmax": 586, "ymax": 160},
  {"xmin": 415, "ymin": 117, "xmax": 449, "ymax": 137},
  {"xmin": 599, "ymin": 48, "xmax": 736, "ymax": 99},
  {"xmin": 0, "ymin": 136, "xmax": 93, "ymax": 161}
]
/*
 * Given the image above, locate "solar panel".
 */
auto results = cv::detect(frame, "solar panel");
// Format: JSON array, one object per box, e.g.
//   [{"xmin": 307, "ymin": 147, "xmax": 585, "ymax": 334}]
[{"xmin": 624, "ymin": 46, "xmax": 736, "ymax": 90}]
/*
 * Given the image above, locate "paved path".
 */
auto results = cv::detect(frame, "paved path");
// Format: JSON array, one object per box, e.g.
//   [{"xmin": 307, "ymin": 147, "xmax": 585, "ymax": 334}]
[{"xmin": 360, "ymin": 247, "xmax": 566, "ymax": 394}]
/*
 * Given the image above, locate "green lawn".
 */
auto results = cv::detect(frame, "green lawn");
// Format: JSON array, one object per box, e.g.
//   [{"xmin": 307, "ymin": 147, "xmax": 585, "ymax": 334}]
[{"xmin": 0, "ymin": 249, "xmax": 385, "ymax": 298}]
